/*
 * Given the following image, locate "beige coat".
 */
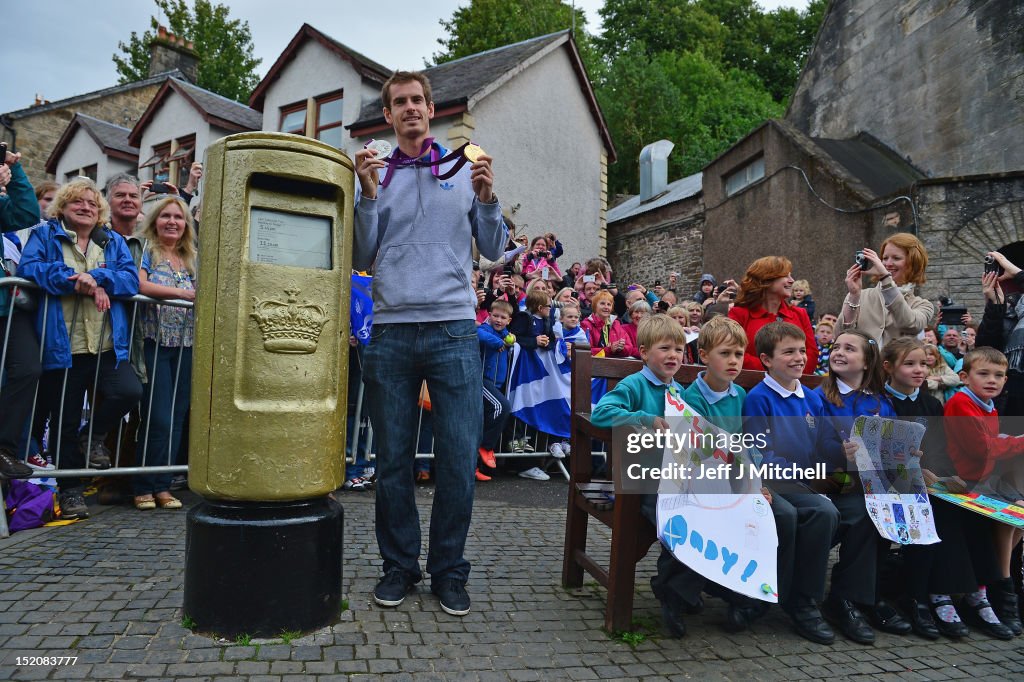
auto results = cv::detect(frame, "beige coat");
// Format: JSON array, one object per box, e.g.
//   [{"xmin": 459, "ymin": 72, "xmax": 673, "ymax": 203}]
[{"xmin": 841, "ymin": 284, "xmax": 934, "ymax": 347}]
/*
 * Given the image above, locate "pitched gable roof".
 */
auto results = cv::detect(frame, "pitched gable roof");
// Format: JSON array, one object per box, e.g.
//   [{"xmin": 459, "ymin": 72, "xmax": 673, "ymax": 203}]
[
  {"xmin": 1, "ymin": 70, "xmax": 185, "ymax": 119},
  {"xmin": 128, "ymin": 78, "xmax": 261, "ymax": 146},
  {"xmin": 45, "ymin": 113, "xmax": 139, "ymax": 174},
  {"xmin": 348, "ymin": 31, "xmax": 616, "ymax": 161},
  {"xmin": 249, "ymin": 23, "xmax": 392, "ymax": 111}
]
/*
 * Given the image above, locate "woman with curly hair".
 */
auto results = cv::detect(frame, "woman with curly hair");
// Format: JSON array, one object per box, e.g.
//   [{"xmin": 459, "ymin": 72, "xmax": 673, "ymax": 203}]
[{"xmin": 728, "ymin": 255, "xmax": 817, "ymax": 373}]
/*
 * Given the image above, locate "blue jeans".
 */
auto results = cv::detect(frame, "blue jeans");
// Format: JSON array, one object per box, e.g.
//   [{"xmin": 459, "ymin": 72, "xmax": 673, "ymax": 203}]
[
  {"xmin": 362, "ymin": 320, "xmax": 482, "ymax": 583},
  {"xmin": 134, "ymin": 341, "xmax": 192, "ymax": 495}
]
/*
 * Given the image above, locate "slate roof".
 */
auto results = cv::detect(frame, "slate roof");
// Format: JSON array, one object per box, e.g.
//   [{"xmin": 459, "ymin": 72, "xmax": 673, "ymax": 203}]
[
  {"xmin": 45, "ymin": 113, "xmax": 138, "ymax": 174},
  {"xmin": 350, "ymin": 32, "xmax": 567, "ymax": 129},
  {"xmin": 1, "ymin": 70, "xmax": 185, "ymax": 119},
  {"xmin": 811, "ymin": 132, "xmax": 926, "ymax": 198},
  {"xmin": 607, "ymin": 171, "xmax": 703, "ymax": 223},
  {"xmin": 128, "ymin": 78, "xmax": 261, "ymax": 146}
]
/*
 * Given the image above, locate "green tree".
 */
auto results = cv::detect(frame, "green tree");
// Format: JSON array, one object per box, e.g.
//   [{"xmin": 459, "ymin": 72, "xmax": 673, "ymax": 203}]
[
  {"xmin": 598, "ymin": 47, "xmax": 782, "ymax": 195},
  {"xmin": 431, "ymin": 0, "xmax": 600, "ymax": 74},
  {"xmin": 597, "ymin": 0, "xmax": 826, "ymax": 104},
  {"xmin": 112, "ymin": 0, "xmax": 261, "ymax": 103}
]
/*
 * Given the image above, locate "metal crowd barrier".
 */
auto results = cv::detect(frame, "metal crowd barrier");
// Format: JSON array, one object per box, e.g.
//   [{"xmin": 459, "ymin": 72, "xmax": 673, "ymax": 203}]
[{"xmin": 2, "ymin": 277, "xmax": 579, "ymax": 537}]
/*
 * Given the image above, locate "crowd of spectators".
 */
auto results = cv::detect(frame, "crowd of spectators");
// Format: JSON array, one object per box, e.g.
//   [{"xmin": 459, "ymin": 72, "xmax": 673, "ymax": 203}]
[{"xmin": 1, "ymin": 152, "xmax": 200, "ymax": 519}]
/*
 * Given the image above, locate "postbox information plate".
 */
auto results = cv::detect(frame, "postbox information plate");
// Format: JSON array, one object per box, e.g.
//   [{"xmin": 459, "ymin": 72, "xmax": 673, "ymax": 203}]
[{"xmin": 249, "ymin": 208, "xmax": 332, "ymax": 270}]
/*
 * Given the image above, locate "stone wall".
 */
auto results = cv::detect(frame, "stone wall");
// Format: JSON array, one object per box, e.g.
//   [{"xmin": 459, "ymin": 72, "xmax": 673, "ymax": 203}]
[
  {"xmin": 788, "ymin": 0, "xmax": 1024, "ymax": 177},
  {"xmin": 607, "ymin": 196, "xmax": 705, "ymax": 293},
  {"xmin": 916, "ymin": 173, "xmax": 1024, "ymax": 317},
  {"xmin": 9, "ymin": 85, "xmax": 160, "ymax": 185}
]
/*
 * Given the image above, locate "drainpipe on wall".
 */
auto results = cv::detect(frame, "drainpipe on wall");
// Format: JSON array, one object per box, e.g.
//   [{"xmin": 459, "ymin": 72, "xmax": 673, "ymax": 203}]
[{"xmin": 0, "ymin": 115, "xmax": 16, "ymax": 152}]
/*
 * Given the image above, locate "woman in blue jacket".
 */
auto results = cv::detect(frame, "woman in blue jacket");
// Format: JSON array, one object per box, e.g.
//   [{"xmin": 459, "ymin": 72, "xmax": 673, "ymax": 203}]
[{"xmin": 17, "ymin": 178, "xmax": 142, "ymax": 520}]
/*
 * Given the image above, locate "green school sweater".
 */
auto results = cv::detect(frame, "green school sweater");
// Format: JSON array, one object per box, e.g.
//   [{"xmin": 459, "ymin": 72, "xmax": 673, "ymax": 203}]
[
  {"xmin": 682, "ymin": 372, "xmax": 746, "ymax": 434},
  {"xmin": 591, "ymin": 368, "xmax": 683, "ymax": 429}
]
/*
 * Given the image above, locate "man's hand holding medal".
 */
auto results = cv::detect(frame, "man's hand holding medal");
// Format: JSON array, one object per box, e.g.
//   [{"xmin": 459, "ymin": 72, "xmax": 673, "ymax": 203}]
[{"xmin": 356, "ymin": 139, "xmax": 494, "ymax": 203}]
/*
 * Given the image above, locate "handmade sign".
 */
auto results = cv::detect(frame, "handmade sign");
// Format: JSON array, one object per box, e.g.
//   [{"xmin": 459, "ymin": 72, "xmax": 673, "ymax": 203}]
[
  {"xmin": 655, "ymin": 395, "xmax": 779, "ymax": 602},
  {"xmin": 928, "ymin": 483, "xmax": 1024, "ymax": 528},
  {"xmin": 851, "ymin": 416, "xmax": 939, "ymax": 545}
]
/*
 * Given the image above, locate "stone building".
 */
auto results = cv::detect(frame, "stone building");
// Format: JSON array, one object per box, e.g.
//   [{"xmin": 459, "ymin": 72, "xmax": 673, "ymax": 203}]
[
  {"xmin": 0, "ymin": 72, "xmax": 178, "ymax": 186},
  {"xmin": 609, "ymin": 0, "xmax": 1023, "ymax": 319},
  {"xmin": 0, "ymin": 25, "xmax": 199, "ymax": 186}
]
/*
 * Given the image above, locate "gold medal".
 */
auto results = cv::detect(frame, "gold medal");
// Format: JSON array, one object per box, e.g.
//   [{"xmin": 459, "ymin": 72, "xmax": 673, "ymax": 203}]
[{"xmin": 464, "ymin": 143, "xmax": 485, "ymax": 162}]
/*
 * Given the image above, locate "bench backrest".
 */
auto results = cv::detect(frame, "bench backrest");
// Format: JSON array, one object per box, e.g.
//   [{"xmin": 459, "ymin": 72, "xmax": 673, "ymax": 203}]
[{"xmin": 571, "ymin": 348, "xmax": 822, "ymax": 415}]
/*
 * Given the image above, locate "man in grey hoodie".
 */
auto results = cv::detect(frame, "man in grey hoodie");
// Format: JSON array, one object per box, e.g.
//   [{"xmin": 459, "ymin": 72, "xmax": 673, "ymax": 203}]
[{"xmin": 353, "ymin": 71, "xmax": 507, "ymax": 617}]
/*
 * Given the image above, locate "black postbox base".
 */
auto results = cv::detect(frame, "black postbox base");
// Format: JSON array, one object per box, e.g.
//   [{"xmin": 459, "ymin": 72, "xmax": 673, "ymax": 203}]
[{"xmin": 183, "ymin": 497, "xmax": 343, "ymax": 638}]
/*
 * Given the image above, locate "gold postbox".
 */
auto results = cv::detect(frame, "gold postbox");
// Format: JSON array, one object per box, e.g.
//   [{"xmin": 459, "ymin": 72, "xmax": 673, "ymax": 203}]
[{"xmin": 189, "ymin": 132, "xmax": 352, "ymax": 501}]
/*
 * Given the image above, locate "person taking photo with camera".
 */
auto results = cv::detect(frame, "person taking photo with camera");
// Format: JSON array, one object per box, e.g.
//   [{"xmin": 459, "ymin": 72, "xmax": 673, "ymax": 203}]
[{"xmin": 840, "ymin": 232, "xmax": 934, "ymax": 348}]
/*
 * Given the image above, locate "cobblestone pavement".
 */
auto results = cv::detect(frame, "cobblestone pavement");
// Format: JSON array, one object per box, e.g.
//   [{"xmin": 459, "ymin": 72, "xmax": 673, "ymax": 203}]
[{"xmin": 2, "ymin": 483, "xmax": 1024, "ymax": 681}]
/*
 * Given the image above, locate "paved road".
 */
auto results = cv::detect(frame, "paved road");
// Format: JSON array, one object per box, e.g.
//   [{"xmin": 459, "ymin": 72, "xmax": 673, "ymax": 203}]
[{"xmin": 1, "ymin": 477, "xmax": 1023, "ymax": 681}]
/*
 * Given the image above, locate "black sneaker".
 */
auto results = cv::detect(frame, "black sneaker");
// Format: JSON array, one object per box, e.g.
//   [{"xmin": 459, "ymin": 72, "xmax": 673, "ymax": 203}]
[
  {"xmin": 431, "ymin": 578, "xmax": 471, "ymax": 616},
  {"xmin": 0, "ymin": 448, "xmax": 33, "ymax": 479},
  {"xmin": 373, "ymin": 569, "xmax": 416, "ymax": 607},
  {"xmin": 58, "ymin": 491, "xmax": 90, "ymax": 520}
]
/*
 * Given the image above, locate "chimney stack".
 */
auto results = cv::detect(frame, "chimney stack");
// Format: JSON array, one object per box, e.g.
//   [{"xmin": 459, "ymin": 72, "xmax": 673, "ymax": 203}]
[
  {"xmin": 639, "ymin": 140, "xmax": 674, "ymax": 202},
  {"xmin": 149, "ymin": 24, "xmax": 199, "ymax": 83}
]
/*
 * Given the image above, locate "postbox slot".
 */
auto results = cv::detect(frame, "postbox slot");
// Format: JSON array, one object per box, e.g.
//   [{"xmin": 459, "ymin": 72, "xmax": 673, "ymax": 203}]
[{"xmin": 250, "ymin": 172, "xmax": 338, "ymax": 201}]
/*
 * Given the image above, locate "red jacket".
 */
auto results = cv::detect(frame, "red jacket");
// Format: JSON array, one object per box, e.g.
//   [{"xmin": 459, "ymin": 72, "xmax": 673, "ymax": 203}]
[
  {"xmin": 581, "ymin": 314, "xmax": 636, "ymax": 357},
  {"xmin": 728, "ymin": 301, "xmax": 818, "ymax": 374},
  {"xmin": 944, "ymin": 390, "xmax": 1024, "ymax": 481}
]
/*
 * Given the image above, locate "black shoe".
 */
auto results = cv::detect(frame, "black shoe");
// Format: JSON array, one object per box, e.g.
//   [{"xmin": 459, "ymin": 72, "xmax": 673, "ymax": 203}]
[
  {"xmin": 901, "ymin": 599, "xmax": 940, "ymax": 640},
  {"xmin": 785, "ymin": 600, "xmax": 835, "ymax": 645},
  {"xmin": 723, "ymin": 596, "xmax": 770, "ymax": 633},
  {"xmin": 866, "ymin": 600, "xmax": 912, "ymax": 635},
  {"xmin": 929, "ymin": 598, "xmax": 969, "ymax": 639},
  {"xmin": 372, "ymin": 569, "xmax": 416, "ymax": 607},
  {"xmin": 963, "ymin": 596, "xmax": 1015, "ymax": 640},
  {"xmin": 0, "ymin": 448, "xmax": 33, "ymax": 479},
  {"xmin": 58, "ymin": 490, "xmax": 90, "ymax": 520},
  {"xmin": 431, "ymin": 578, "xmax": 470, "ymax": 616},
  {"xmin": 659, "ymin": 594, "xmax": 686, "ymax": 638},
  {"xmin": 822, "ymin": 596, "xmax": 875, "ymax": 644},
  {"xmin": 78, "ymin": 433, "xmax": 112, "ymax": 470},
  {"xmin": 989, "ymin": 579, "xmax": 1023, "ymax": 636}
]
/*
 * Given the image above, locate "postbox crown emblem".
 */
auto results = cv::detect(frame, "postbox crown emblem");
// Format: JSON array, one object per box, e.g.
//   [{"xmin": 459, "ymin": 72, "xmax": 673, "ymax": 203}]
[{"xmin": 250, "ymin": 288, "xmax": 328, "ymax": 354}]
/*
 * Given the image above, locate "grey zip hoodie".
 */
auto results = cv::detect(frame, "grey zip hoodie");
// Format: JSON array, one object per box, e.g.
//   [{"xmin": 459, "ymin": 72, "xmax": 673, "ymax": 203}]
[{"xmin": 353, "ymin": 149, "xmax": 506, "ymax": 324}]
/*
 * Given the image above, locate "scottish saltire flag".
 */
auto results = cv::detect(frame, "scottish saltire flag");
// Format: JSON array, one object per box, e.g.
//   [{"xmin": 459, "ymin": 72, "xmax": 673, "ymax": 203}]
[
  {"xmin": 351, "ymin": 273, "xmax": 373, "ymax": 345},
  {"xmin": 508, "ymin": 337, "xmax": 574, "ymax": 439}
]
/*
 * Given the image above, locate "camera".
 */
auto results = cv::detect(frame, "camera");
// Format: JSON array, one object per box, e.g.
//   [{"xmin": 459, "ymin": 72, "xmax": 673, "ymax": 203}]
[
  {"xmin": 654, "ymin": 279, "xmax": 661, "ymax": 287},
  {"xmin": 150, "ymin": 182, "xmax": 171, "ymax": 194},
  {"xmin": 583, "ymin": 275, "xmax": 596, "ymax": 284},
  {"xmin": 541, "ymin": 250, "xmax": 552, "ymax": 259},
  {"xmin": 570, "ymin": 291, "xmax": 579, "ymax": 299},
  {"xmin": 984, "ymin": 254, "xmax": 1005, "ymax": 277},
  {"xmin": 503, "ymin": 263, "xmax": 515, "ymax": 276},
  {"xmin": 855, "ymin": 251, "xmax": 868, "ymax": 269},
  {"xmin": 939, "ymin": 296, "xmax": 968, "ymax": 326}
]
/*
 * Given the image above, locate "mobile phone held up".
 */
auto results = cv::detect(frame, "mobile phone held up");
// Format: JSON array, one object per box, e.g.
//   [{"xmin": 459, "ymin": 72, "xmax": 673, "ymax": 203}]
[{"xmin": 150, "ymin": 182, "xmax": 172, "ymax": 194}]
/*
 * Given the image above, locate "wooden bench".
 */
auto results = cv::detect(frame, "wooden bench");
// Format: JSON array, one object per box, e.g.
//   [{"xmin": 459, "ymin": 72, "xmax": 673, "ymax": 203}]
[{"xmin": 562, "ymin": 347, "xmax": 821, "ymax": 632}]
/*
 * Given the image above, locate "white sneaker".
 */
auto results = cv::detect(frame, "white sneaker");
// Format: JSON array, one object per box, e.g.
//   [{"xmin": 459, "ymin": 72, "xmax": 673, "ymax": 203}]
[
  {"xmin": 548, "ymin": 443, "xmax": 566, "ymax": 459},
  {"xmin": 560, "ymin": 441, "xmax": 571, "ymax": 456},
  {"xmin": 518, "ymin": 466, "xmax": 550, "ymax": 481}
]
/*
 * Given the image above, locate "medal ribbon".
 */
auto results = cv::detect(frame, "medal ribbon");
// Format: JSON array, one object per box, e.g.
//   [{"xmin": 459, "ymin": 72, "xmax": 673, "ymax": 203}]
[{"xmin": 378, "ymin": 138, "xmax": 473, "ymax": 188}]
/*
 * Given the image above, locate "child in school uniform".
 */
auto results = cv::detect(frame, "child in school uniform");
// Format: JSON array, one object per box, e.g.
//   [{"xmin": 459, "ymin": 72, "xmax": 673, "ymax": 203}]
[
  {"xmin": 742, "ymin": 322, "xmax": 841, "ymax": 645},
  {"xmin": 680, "ymin": 316, "xmax": 774, "ymax": 632},
  {"xmin": 591, "ymin": 316, "xmax": 691, "ymax": 636},
  {"xmin": 477, "ymin": 300, "xmax": 516, "ymax": 481},
  {"xmin": 814, "ymin": 330, "xmax": 911, "ymax": 643},
  {"xmin": 881, "ymin": 338, "xmax": 1012, "ymax": 640},
  {"xmin": 944, "ymin": 346, "xmax": 1024, "ymax": 636}
]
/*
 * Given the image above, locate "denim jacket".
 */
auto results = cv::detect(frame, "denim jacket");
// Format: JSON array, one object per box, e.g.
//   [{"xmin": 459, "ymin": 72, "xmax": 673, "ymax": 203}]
[{"xmin": 17, "ymin": 219, "xmax": 139, "ymax": 370}]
